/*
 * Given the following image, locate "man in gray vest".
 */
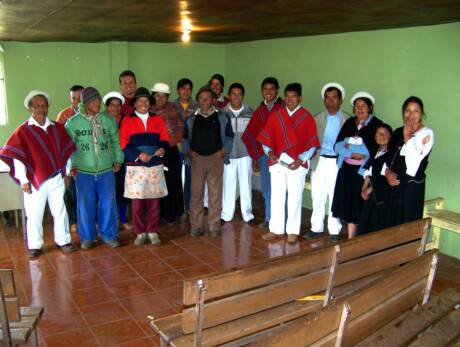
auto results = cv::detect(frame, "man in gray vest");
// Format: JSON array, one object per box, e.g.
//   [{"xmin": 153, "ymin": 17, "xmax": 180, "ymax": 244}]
[{"xmin": 304, "ymin": 83, "xmax": 351, "ymax": 242}]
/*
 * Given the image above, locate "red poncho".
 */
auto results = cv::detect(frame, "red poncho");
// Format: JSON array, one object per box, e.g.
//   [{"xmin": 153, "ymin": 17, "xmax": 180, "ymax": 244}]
[
  {"xmin": 0, "ymin": 120, "xmax": 75, "ymax": 189},
  {"xmin": 242, "ymin": 99, "xmax": 285, "ymax": 160},
  {"xmin": 121, "ymin": 96, "xmax": 134, "ymax": 118},
  {"xmin": 256, "ymin": 107, "xmax": 319, "ymax": 168}
]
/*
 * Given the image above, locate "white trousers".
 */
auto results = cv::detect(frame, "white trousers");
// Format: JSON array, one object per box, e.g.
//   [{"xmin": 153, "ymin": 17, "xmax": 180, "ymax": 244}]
[
  {"xmin": 310, "ymin": 156, "xmax": 342, "ymax": 235},
  {"xmin": 23, "ymin": 174, "xmax": 70, "ymax": 249},
  {"xmin": 269, "ymin": 163, "xmax": 308, "ymax": 235},
  {"xmin": 221, "ymin": 156, "xmax": 254, "ymax": 222}
]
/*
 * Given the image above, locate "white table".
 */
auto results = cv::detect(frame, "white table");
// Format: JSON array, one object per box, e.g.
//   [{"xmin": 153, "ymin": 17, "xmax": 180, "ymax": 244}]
[{"xmin": 0, "ymin": 160, "xmax": 25, "ymax": 235}]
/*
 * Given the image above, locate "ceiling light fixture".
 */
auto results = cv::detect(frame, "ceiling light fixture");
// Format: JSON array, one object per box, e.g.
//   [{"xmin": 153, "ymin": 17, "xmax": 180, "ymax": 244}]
[{"xmin": 179, "ymin": 1, "xmax": 192, "ymax": 43}]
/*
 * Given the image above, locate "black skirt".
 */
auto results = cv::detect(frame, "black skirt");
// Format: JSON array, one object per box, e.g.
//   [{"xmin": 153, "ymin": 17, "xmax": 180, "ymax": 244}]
[
  {"xmin": 160, "ymin": 145, "xmax": 184, "ymax": 220},
  {"xmin": 357, "ymin": 195, "xmax": 387, "ymax": 235},
  {"xmin": 331, "ymin": 162, "xmax": 364, "ymax": 224},
  {"xmin": 386, "ymin": 179, "xmax": 426, "ymax": 227}
]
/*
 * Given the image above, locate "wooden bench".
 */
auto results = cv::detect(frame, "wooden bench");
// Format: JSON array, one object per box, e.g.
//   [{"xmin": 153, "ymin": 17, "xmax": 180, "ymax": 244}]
[
  {"xmin": 244, "ymin": 250, "xmax": 439, "ymax": 347},
  {"xmin": 0, "ymin": 270, "xmax": 44, "ymax": 347},
  {"xmin": 424, "ymin": 197, "xmax": 460, "ymax": 249},
  {"xmin": 150, "ymin": 218, "xmax": 431, "ymax": 347}
]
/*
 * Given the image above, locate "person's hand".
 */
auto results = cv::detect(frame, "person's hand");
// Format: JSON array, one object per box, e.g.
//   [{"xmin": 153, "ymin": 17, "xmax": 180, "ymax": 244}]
[
  {"xmin": 288, "ymin": 159, "xmax": 302, "ymax": 171},
  {"xmin": 113, "ymin": 164, "xmax": 121, "ymax": 173},
  {"xmin": 188, "ymin": 149, "xmax": 197, "ymax": 160},
  {"xmin": 344, "ymin": 143, "xmax": 350, "ymax": 149},
  {"xmin": 70, "ymin": 168, "xmax": 78, "ymax": 177},
  {"xmin": 385, "ymin": 169, "xmax": 400, "ymax": 186},
  {"xmin": 268, "ymin": 151, "xmax": 278, "ymax": 163},
  {"xmin": 155, "ymin": 148, "xmax": 165, "ymax": 157},
  {"xmin": 422, "ymin": 134, "xmax": 431, "ymax": 146},
  {"xmin": 351, "ymin": 153, "xmax": 365, "ymax": 160},
  {"xmin": 252, "ymin": 159, "xmax": 260, "ymax": 173},
  {"xmin": 215, "ymin": 148, "xmax": 225, "ymax": 159},
  {"xmin": 21, "ymin": 182, "xmax": 31, "ymax": 194},
  {"xmin": 139, "ymin": 153, "xmax": 153, "ymax": 163},
  {"xmin": 361, "ymin": 187, "xmax": 372, "ymax": 200},
  {"xmin": 64, "ymin": 176, "xmax": 71, "ymax": 188}
]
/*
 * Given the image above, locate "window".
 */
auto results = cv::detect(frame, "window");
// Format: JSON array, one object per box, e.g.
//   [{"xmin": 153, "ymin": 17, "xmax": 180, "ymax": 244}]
[{"xmin": 0, "ymin": 47, "xmax": 7, "ymax": 125}]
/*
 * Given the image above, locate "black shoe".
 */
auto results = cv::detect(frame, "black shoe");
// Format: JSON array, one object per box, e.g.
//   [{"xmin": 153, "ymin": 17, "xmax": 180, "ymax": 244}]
[
  {"xmin": 204, "ymin": 207, "xmax": 208, "ymax": 216},
  {"xmin": 28, "ymin": 249, "xmax": 42, "ymax": 258},
  {"xmin": 220, "ymin": 219, "xmax": 227, "ymax": 226},
  {"xmin": 166, "ymin": 218, "xmax": 175, "ymax": 226},
  {"xmin": 58, "ymin": 243, "xmax": 76, "ymax": 254},
  {"xmin": 246, "ymin": 219, "xmax": 255, "ymax": 225},
  {"xmin": 329, "ymin": 235, "xmax": 341, "ymax": 242},
  {"xmin": 303, "ymin": 231, "xmax": 324, "ymax": 239}
]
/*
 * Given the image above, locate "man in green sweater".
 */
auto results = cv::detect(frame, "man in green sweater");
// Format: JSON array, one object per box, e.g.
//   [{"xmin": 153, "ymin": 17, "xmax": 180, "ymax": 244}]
[{"xmin": 65, "ymin": 87, "xmax": 124, "ymax": 249}]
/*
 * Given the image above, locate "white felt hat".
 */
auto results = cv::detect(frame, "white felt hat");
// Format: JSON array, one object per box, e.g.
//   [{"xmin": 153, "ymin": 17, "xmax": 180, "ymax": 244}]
[
  {"xmin": 350, "ymin": 91, "xmax": 375, "ymax": 106},
  {"xmin": 103, "ymin": 91, "xmax": 125, "ymax": 105},
  {"xmin": 321, "ymin": 82, "xmax": 345, "ymax": 100},
  {"xmin": 24, "ymin": 90, "xmax": 50, "ymax": 109},
  {"xmin": 151, "ymin": 82, "xmax": 171, "ymax": 94}
]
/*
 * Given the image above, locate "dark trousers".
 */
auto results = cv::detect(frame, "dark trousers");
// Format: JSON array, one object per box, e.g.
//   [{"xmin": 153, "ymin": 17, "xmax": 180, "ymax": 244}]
[
  {"xmin": 131, "ymin": 198, "xmax": 160, "ymax": 234},
  {"xmin": 64, "ymin": 176, "xmax": 77, "ymax": 225}
]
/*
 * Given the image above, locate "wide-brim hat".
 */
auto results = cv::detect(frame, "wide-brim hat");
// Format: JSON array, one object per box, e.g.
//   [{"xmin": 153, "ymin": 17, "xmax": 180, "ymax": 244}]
[
  {"xmin": 130, "ymin": 87, "xmax": 153, "ymax": 106},
  {"xmin": 24, "ymin": 90, "xmax": 50, "ymax": 109},
  {"xmin": 321, "ymin": 82, "xmax": 345, "ymax": 100},
  {"xmin": 103, "ymin": 91, "xmax": 125, "ymax": 105},
  {"xmin": 350, "ymin": 91, "xmax": 375, "ymax": 106},
  {"xmin": 151, "ymin": 82, "xmax": 171, "ymax": 94}
]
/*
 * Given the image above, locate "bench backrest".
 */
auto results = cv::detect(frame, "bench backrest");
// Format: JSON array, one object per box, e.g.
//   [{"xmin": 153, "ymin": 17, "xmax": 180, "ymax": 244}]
[
  {"xmin": 180, "ymin": 218, "xmax": 430, "ymax": 334},
  {"xmin": 246, "ymin": 250, "xmax": 438, "ymax": 347}
]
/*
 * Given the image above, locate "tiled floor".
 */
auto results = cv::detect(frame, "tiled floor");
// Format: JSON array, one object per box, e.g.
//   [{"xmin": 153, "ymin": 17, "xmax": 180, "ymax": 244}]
[{"xmin": 0, "ymin": 194, "xmax": 459, "ymax": 346}]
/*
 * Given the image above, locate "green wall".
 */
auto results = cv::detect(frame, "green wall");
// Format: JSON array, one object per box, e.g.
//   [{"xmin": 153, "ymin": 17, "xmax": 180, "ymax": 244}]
[
  {"xmin": 225, "ymin": 22, "xmax": 460, "ymax": 258},
  {"xmin": 1, "ymin": 22, "xmax": 459, "ymax": 257},
  {"xmin": 0, "ymin": 41, "xmax": 224, "ymax": 144}
]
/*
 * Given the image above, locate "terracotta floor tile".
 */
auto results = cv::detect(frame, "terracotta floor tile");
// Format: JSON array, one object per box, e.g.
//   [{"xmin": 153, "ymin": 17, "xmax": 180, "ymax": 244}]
[
  {"xmin": 120, "ymin": 292, "xmax": 173, "ymax": 317},
  {"xmin": 91, "ymin": 318, "xmax": 146, "ymax": 346},
  {"xmin": 142, "ymin": 271, "xmax": 184, "ymax": 291},
  {"xmin": 97, "ymin": 264, "xmax": 141, "ymax": 285},
  {"xmin": 89, "ymin": 254, "xmax": 128, "ymax": 271},
  {"xmin": 65, "ymin": 271, "xmax": 105, "ymax": 291},
  {"xmin": 177, "ymin": 263, "xmax": 215, "ymax": 278},
  {"xmin": 39, "ymin": 308, "xmax": 87, "ymax": 336},
  {"xmin": 109, "ymin": 277, "xmax": 154, "ymax": 299},
  {"xmin": 80, "ymin": 300, "xmax": 130, "ymax": 326},
  {"xmin": 72, "ymin": 284, "xmax": 116, "ymax": 307},
  {"xmin": 119, "ymin": 248, "xmax": 158, "ymax": 264},
  {"xmin": 131, "ymin": 260, "xmax": 173, "ymax": 276},
  {"xmin": 43, "ymin": 328, "xmax": 99, "ymax": 347},
  {"xmin": 162, "ymin": 254, "xmax": 203, "ymax": 270},
  {"xmin": 156, "ymin": 286, "xmax": 184, "ymax": 310},
  {"xmin": 114, "ymin": 336, "xmax": 158, "ymax": 347}
]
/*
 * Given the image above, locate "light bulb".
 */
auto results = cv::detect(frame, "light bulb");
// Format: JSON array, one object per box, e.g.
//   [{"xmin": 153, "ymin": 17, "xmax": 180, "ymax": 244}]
[{"xmin": 182, "ymin": 32, "xmax": 190, "ymax": 43}]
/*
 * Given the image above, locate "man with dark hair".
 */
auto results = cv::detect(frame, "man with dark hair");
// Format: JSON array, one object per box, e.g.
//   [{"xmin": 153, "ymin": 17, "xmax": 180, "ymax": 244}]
[
  {"xmin": 0, "ymin": 90, "xmax": 76, "ymax": 257},
  {"xmin": 119, "ymin": 70, "xmax": 137, "ymax": 117},
  {"xmin": 257, "ymin": 83, "xmax": 319, "ymax": 244},
  {"xmin": 242, "ymin": 77, "xmax": 285, "ymax": 228},
  {"xmin": 209, "ymin": 73, "xmax": 229, "ymax": 109},
  {"xmin": 221, "ymin": 83, "xmax": 254, "ymax": 224},
  {"xmin": 182, "ymin": 85, "xmax": 234, "ymax": 237},
  {"xmin": 174, "ymin": 78, "xmax": 199, "ymax": 216},
  {"xmin": 56, "ymin": 85, "xmax": 84, "ymax": 124},
  {"xmin": 305, "ymin": 82, "xmax": 350, "ymax": 242}
]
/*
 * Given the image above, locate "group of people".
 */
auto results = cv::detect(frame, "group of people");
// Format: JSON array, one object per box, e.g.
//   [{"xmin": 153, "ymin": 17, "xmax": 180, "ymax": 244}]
[{"xmin": 0, "ymin": 70, "xmax": 434, "ymax": 258}]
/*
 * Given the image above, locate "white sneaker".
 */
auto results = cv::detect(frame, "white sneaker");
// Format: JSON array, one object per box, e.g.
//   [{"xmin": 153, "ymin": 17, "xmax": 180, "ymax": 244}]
[
  {"xmin": 148, "ymin": 232, "xmax": 161, "ymax": 245},
  {"xmin": 134, "ymin": 233, "xmax": 147, "ymax": 246}
]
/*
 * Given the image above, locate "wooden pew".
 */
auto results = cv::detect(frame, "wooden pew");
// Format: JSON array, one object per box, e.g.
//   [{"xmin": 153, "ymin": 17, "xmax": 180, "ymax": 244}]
[
  {"xmin": 0, "ymin": 270, "xmax": 44, "ymax": 347},
  {"xmin": 245, "ymin": 251, "xmax": 439, "ymax": 347},
  {"xmin": 424, "ymin": 197, "xmax": 460, "ymax": 249},
  {"xmin": 150, "ymin": 218, "xmax": 431, "ymax": 347}
]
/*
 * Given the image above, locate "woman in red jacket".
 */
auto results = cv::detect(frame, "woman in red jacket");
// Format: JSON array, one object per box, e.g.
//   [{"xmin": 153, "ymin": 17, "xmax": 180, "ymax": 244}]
[{"xmin": 119, "ymin": 87, "xmax": 170, "ymax": 245}]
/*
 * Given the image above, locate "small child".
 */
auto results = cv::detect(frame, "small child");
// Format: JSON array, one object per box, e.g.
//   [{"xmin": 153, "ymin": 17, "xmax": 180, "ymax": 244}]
[{"xmin": 358, "ymin": 124, "xmax": 393, "ymax": 235}]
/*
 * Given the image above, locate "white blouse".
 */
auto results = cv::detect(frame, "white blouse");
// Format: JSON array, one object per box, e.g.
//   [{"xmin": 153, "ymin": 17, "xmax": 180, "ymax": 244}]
[{"xmin": 400, "ymin": 126, "xmax": 434, "ymax": 177}]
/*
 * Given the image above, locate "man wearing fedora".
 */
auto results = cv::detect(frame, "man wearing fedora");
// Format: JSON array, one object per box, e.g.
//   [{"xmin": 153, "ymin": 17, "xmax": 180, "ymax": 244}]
[
  {"xmin": 304, "ymin": 82, "xmax": 351, "ymax": 242},
  {"xmin": 65, "ymin": 87, "xmax": 124, "ymax": 249},
  {"xmin": 0, "ymin": 90, "xmax": 76, "ymax": 257}
]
